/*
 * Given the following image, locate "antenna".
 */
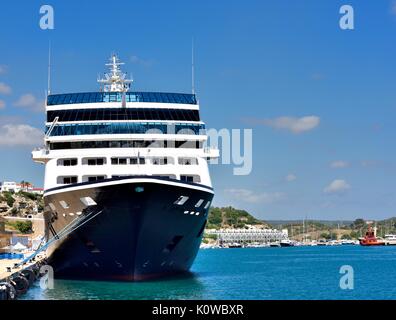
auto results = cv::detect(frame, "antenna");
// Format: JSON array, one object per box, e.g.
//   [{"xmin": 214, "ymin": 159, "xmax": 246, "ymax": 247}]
[
  {"xmin": 192, "ymin": 38, "xmax": 195, "ymax": 95},
  {"xmin": 47, "ymin": 41, "xmax": 51, "ymax": 95}
]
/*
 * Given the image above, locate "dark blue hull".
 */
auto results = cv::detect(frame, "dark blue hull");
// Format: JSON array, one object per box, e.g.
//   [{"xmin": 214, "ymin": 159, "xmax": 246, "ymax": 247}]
[{"xmin": 43, "ymin": 177, "xmax": 213, "ymax": 281}]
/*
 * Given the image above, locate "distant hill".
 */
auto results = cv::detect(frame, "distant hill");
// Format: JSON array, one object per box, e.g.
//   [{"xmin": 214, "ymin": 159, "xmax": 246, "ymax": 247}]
[
  {"xmin": 267, "ymin": 220, "xmax": 354, "ymax": 227},
  {"xmin": 206, "ymin": 206, "xmax": 269, "ymax": 229}
]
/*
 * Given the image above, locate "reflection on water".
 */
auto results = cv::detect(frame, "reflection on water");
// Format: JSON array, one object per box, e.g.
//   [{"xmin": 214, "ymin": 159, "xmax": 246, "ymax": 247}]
[{"xmin": 24, "ymin": 271, "xmax": 207, "ymax": 300}]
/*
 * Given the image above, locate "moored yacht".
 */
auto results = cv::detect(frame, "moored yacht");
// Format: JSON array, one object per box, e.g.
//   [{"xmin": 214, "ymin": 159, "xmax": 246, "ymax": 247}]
[{"xmin": 32, "ymin": 54, "xmax": 219, "ymax": 281}]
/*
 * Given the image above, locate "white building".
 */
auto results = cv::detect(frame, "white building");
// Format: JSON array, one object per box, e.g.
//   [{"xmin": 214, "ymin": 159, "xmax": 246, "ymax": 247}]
[
  {"xmin": 206, "ymin": 228, "xmax": 289, "ymax": 244},
  {"xmin": 0, "ymin": 181, "xmax": 21, "ymax": 193},
  {"xmin": 0, "ymin": 181, "xmax": 43, "ymax": 194}
]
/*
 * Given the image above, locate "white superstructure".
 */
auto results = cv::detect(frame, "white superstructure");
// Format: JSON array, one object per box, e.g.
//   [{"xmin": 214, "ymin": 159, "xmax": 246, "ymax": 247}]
[{"xmin": 32, "ymin": 54, "xmax": 219, "ymax": 192}]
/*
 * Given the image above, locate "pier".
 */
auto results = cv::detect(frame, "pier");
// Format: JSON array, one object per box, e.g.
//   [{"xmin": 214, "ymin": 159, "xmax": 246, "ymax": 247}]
[{"xmin": 0, "ymin": 254, "xmax": 47, "ymax": 300}]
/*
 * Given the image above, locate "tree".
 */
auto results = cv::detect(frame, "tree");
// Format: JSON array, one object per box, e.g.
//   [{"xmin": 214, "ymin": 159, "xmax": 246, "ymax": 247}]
[
  {"xmin": 352, "ymin": 218, "xmax": 365, "ymax": 228},
  {"xmin": 14, "ymin": 221, "xmax": 32, "ymax": 234},
  {"xmin": 350, "ymin": 231, "xmax": 360, "ymax": 239}
]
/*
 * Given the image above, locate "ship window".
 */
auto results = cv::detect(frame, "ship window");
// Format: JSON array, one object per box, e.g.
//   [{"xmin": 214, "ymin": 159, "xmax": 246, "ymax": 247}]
[
  {"xmin": 49, "ymin": 140, "xmax": 203, "ymax": 150},
  {"xmin": 85, "ymin": 176, "xmax": 106, "ymax": 182},
  {"xmin": 47, "ymin": 108, "xmax": 201, "ymax": 122},
  {"xmin": 130, "ymin": 157, "xmax": 138, "ymax": 165},
  {"xmin": 180, "ymin": 175, "xmax": 200, "ymax": 183},
  {"xmin": 57, "ymin": 158, "xmax": 77, "ymax": 166},
  {"xmin": 178, "ymin": 157, "xmax": 198, "ymax": 165},
  {"xmin": 174, "ymin": 196, "xmax": 189, "ymax": 205},
  {"xmin": 111, "ymin": 157, "xmax": 128, "ymax": 165},
  {"xmin": 150, "ymin": 157, "xmax": 173, "ymax": 165},
  {"xmin": 58, "ymin": 176, "xmax": 78, "ymax": 184},
  {"xmin": 204, "ymin": 201, "xmax": 211, "ymax": 210},
  {"xmin": 195, "ymin": 199, "xmax": 204, "ymax": 208},
  {"xmin": 80, "ymin": 197, "xmax": 97, "ymax": 206},
  {"xmin": 59, "ymin": 200, "xmax": 70, "ymax": 209},
  {"xmin": 157, "ymin": 174, "xmax": 177, "ymax": 179},
  {"xmin": 83, "ymin": 158, "xmax": 106, "ymax": 165}
]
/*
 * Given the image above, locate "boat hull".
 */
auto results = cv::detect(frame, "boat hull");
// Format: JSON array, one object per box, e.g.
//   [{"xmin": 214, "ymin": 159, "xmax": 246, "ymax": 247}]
[{"xmin": 43, "ymin": 177, "xmax": 213, "ymax": 281}]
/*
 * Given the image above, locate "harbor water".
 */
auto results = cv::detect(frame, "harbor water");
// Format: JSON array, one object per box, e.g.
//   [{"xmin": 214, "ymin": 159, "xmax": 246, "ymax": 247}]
[{"xmin": 21, "ymin": 246, "xmax": 396, "ymax": 300}]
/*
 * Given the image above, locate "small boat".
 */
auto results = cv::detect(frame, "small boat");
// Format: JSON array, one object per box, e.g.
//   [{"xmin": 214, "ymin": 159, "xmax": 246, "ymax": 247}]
[
  {"xmin": 228, "ymin": 243, "xmax": 243, "ymax": 248},
  {"xmin": 384, "ymin": 234, "xmax": 396, "ymax": 246},
  {"xmin": 270, "ymin": 242, "xmax": 281, "ymax": 247},
  {"xmin": 317, "ymin": 239, "xmax": 328, "ymax": 246},
  {"xmin": 359, "ymin": 226, "xmax": 385, "ymax": 246},
  {"xmin": 280, "ymin": 239, "xmax": 295, "ymax": 247}
]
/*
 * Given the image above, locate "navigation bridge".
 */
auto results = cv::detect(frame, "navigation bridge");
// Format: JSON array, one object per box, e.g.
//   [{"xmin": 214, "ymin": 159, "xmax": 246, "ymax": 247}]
[{"xmin": 206, "ymin": 228, "xmax": 289, "ymax": 245}]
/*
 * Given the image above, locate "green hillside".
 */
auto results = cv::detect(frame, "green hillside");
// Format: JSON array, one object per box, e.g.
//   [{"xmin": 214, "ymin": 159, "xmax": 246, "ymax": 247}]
[{"xmin": 206, "ymin": 206, "xmax": 268, "ymax": 229}]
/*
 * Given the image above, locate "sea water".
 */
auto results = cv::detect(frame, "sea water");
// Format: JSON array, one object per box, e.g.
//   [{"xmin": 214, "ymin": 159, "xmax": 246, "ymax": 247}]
[{"xmin": 21, "ymin": 246, "xmax": 396, "ymax": 300}]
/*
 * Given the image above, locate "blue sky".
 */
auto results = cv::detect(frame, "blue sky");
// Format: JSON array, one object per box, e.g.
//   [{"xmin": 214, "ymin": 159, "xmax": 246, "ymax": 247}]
[{"xmin": 0, "ymin": 0, "xmax": 395, "ymax": 220}]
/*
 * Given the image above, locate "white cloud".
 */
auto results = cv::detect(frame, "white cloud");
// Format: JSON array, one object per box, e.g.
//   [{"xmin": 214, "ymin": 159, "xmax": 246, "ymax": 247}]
[
  {"xmin": 0, "ymin": 124, "xmax": 43, "ymax": 146},
  {"xmin": 324, "ymin": 179, "xmax": 351, "ymax": 195},
  {"xmin": 225, "ymin": 188, "xmax": 285, "ymax": 204},
  {"xmin": 330, "ymin": 160, "xmax": 349, "ymax": 168},
  {"xmin": 285, "ymin": 174, "xmax": 297, "ymax": 182},
  {"xmin": 13, "ymin": 94, "xmax": 44, "ymax": 113},
  {"xmin": 261, "ymin": 116, "xmax": 320, "ymax": 134},
  {"xmin": 0, "ymin": 82, "xmax": 12, "ymax": 95},
  {"xmin": 0, "ymin": 65, "xmax": 7, "ymax": 74}
]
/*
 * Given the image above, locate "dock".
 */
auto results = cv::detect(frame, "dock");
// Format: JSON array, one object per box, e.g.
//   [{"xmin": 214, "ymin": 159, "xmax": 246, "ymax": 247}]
[
  {"xmin": 0, "ymin": 253, "xmax": 47, "ymax": 300},
  {"xmin": 0, "ymin": 254, "xmax": 46, "ymax": 281}
]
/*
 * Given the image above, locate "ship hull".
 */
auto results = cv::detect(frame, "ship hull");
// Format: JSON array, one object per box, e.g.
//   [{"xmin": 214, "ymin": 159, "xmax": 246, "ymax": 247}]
[{"xmin": 43, "ymin": 177, "xmax": 213, "ymax": 281}]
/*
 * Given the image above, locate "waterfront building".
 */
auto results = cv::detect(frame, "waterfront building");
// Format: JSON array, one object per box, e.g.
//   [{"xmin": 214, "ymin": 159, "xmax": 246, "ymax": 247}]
[{"xmin": 206, "ymin": 228, "xmax": 289, "ymax": 245}]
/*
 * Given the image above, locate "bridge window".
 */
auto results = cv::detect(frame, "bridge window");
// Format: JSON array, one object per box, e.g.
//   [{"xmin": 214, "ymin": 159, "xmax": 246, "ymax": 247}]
[
  {"xmin": 49, "ymin": 140, "xmax": 203, "ymax": 150},
  {"xmin": 47, "ymin": 108, "xmax": 200, "ymax": 122},
  {"xmin": 47, "ymin": 92, "xmax": 197, "ymax": 106}
]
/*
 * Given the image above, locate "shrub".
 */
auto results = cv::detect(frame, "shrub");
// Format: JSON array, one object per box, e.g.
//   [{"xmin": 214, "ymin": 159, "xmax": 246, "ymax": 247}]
[{"xmin": 13, "ymin": 220, "xmax": 32, "ymax": 234}]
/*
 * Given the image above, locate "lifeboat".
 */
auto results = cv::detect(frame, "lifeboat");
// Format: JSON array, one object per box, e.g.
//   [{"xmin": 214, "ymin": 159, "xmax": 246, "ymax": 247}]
[{"xmin": 359, "ymin": 226, "xmax": 385, "ymax": 246}]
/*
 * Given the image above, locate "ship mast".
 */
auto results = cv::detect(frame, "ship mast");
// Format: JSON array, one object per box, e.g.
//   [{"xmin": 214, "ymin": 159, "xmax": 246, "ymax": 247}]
[{"xmin": 97, "ymin": 54, "xmax": 132, "ymax": 92}]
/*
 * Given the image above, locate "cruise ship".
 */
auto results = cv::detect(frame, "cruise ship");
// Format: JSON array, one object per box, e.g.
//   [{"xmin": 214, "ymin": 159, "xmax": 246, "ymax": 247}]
[{"xmin": 32, "ymin": 54, "xmax": 218, "ymax": 281}]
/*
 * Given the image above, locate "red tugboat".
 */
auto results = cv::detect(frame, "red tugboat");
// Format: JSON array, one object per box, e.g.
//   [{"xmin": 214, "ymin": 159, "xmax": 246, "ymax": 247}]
[{"xmin": 359, "ymin": 226, "xmax": 385, "ymax": 246}]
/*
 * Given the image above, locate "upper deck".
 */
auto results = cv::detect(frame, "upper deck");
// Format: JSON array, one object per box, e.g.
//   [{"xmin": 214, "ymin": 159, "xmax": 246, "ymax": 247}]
[{"xmin": 47, "ymin": 92, "xmax": 197, "ymax": 106}]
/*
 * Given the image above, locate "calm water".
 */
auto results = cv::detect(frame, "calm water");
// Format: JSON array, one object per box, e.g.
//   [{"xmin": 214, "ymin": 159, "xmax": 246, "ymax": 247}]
[{"xmin": 22, "ymin": 246, "xmax": 396, "ymax": 300}]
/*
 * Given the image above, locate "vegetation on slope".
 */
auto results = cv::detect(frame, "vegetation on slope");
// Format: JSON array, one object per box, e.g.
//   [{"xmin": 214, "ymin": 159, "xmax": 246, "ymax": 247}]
[{"xmin": 206, "ymin": 206, "xmax": 267, "ymax": 229}]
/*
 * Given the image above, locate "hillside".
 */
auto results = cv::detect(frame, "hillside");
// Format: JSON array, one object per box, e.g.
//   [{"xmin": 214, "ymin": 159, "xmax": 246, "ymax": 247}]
[
  {"xmin": 0, "ymin": 191, "xmax": 44, "ymax": 218},
  {"xmin": 206, "ymin": 206, "xmax": 269, "ymax": 229}
]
